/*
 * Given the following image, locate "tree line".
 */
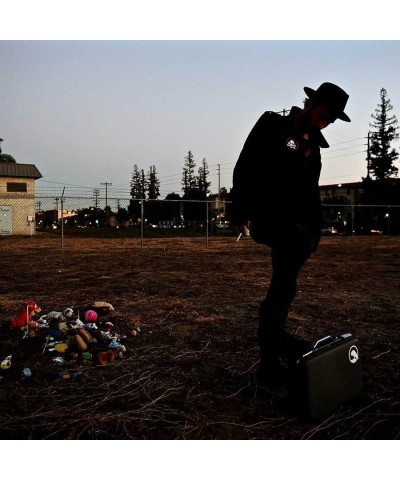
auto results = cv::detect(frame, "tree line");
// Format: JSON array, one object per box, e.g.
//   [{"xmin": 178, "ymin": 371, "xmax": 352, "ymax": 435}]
[
  {"xmin": 129, "ymin": 151, "xmax": 211, "ymax": 202},
  {"xmin": 127, "ymin": 152, "xmax": 213, "ymax": 222}
]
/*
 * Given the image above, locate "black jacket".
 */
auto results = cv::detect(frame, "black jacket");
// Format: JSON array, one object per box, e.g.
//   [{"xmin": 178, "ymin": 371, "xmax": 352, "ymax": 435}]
[{"xmin": 231, "ymin": 107, "xmax": 327, "ymax": 247}]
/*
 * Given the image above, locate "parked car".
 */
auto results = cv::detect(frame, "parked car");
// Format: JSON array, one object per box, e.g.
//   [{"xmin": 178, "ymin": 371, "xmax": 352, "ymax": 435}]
[
  {"xmin": 216, "ymin": 222, "xmax": 229, "ymax": 229},
  {"xmin": 321, "ymin": 226, "xmax": 338, "ymax": 235}
]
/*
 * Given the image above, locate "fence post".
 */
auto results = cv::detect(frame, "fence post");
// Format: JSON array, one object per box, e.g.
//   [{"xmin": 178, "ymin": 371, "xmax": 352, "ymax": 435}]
[
  {"xmin": 386, "ymin": 207, "xmax": 390, "ymax": 238},
  {"xmin": 60, "ymin": 188, "xmax": 65, "ymax": 255},
  {"xmin": 140, "ymin": 200, "xmax": 144, "ymax": 251},
  {"xmin": 206, "ymin": 200, "xmax": 209, "ymax": 248}
]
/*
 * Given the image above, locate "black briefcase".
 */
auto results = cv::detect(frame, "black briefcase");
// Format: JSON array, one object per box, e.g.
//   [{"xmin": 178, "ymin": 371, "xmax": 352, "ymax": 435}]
[{"xmin": 289, "ymin": 333, "xmax": 363, "ymax": 421}]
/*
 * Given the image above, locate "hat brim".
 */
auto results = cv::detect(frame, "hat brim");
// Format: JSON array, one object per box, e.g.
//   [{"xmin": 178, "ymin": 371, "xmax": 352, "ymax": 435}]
[
  {"xmin": 304, "ymin": 86, "xmax": 316, "ymax": 98},
  {"xmin": 336, "ymin": 111, "xmax": 351, "ymax": 122},
  {"xmin": 304, "ymin": 86, "xmax": 351, "ymax": 122}
]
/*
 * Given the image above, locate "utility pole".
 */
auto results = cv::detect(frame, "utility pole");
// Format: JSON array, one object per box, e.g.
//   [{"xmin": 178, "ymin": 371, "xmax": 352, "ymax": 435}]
[
  {"xmin": 277, "ymin": 108, "xmax": 289, "ymax": 116},
  {"xmin": 217, "ymin": 163, "xmax": 221, "ymax": 199},
  {"xmin": 93, "ymin": 188, "xmax": 100, "ymax": 209},
  {"xmin": 101, "ymin": 182, "xmax": 112, "ymax": 209},
  {"xmin": 367, "ymin": 132, "xmax": 371, "ymax": 179},
  {"xmin": 55, "ymin": 197, "xmax": 59, "ymax": 221}
]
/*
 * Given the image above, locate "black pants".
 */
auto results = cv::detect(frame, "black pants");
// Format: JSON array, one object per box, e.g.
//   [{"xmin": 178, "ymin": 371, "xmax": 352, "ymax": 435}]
[{"xmin": 257, "ymin": 230, "xmax": 315, "ymax": 361}]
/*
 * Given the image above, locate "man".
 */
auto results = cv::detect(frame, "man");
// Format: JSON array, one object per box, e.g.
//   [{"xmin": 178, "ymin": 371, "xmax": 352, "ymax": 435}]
[{"xmin": 231, "ymin": 82, "xmax": 350, "ymax": 381}]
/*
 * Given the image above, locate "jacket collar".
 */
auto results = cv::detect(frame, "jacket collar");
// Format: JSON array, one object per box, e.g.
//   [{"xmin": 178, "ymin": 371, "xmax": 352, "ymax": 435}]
[{"xmin": 288, "ymin": 106, "xmax": 330, "ymax": 148}]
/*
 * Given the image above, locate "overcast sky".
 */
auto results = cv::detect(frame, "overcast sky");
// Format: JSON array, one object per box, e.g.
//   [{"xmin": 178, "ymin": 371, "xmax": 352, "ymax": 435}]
[{"xmin": 2, "ymin": 9, "xmax": 400, "ymax": 200}]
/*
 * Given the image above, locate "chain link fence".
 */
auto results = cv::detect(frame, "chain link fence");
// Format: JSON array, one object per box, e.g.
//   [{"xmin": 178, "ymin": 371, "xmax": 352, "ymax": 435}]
[{"xmin": 1, "ymin": 194, "xmax": 400, "ymax": 247}]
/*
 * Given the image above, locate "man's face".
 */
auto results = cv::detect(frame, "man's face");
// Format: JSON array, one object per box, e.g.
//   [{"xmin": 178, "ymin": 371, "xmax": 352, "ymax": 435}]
[{"xmin": 308, "ymin": 104, "xmax": 335, "ymax": 130}]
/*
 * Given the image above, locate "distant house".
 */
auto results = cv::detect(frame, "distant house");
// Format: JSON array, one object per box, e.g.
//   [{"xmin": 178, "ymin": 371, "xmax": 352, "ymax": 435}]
[
  {"xmin": 0, "ymin": 163, "xmax": 42, "ymax": 235},
  {"xmin": 319, "ymin": 182, "xmax": 364, "ymax": 205},
  {"xmin": 208, "ymin": 192, "xmax": 228, "ymax": 224}
]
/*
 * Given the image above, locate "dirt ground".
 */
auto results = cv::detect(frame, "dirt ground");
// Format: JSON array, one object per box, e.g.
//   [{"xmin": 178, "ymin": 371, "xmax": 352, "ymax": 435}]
[{"xmin": 0, "ymin": 233, "xmax": 399, "ymax": 439}]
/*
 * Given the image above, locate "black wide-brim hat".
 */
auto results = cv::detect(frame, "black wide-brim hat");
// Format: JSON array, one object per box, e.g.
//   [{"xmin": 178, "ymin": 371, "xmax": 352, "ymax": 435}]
[{"xmin": 304, "ymin": 82, "xmax": 351, "ymax": 122}]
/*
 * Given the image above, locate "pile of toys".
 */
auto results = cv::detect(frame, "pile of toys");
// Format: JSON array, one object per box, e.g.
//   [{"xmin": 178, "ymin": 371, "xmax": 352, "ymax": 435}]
[{"xmin": 1, "ymin": 300, "xmax": 141, "ymax": 380}]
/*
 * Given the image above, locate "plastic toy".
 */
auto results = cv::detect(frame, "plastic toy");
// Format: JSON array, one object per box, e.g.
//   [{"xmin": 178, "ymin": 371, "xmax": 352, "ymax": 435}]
[
  {"xmin": 22, "ymin": 368, "xmax": 32, "ymax": 378},
  {"xmin": 97, "ymin": 348, "xmax": 123, "ymax": 366},
  {"xmin": 71, "ymin": 328, "xmax": 93, "ymax": 352},
  {"xmin": 85, "ymin": 310, "xmax": 98, "ymax": 322},
  {"xmin": 84, "ymin": 322, "xmax": 98, "ymax": 331},
  {"xmin": 1, "ymin": 355, "xmax": 12, "ymax": 370},
  {"xmin": 58, "ymin": 370, "xmax": 80, "ymax": 379}
]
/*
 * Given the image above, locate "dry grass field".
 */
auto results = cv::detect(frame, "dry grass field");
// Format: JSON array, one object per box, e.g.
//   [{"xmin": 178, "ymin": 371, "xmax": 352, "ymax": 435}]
[{"xmin": 0, "ymin": 233, "xmax": 399, "ymax": 439}]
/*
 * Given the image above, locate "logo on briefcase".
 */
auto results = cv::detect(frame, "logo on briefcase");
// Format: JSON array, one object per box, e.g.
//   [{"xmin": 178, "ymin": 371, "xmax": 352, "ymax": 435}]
[{"xmin": 349, "ymin": 345, "xmax": 359, "ymax": 363}]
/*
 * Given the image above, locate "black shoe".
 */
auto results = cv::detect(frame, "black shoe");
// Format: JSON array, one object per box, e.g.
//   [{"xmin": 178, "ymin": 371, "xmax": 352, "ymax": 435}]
[
  {"xmin": 254, "ymin": 357, "xmax": 288, "ymax": 386},
  {"xmin": 283, "ymin": 334, "xmax": 312, "ymax": 360}
]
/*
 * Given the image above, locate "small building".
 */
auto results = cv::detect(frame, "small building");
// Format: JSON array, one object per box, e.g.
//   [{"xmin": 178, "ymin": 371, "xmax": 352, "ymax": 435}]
[
  {"xmin": 208, "ymin": 192, "xmax": 228, "ymax": 224},
  {"xmin": 0, "ymin": 163, "xmax": 43, "ymax": 235},
  {"xmin": 319, "ymin": 182, "xmax": 364, "ymax": 205}
]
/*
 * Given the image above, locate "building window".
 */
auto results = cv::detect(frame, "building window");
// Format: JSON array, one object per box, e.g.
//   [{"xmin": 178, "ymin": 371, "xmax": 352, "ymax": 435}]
[{"xmin": 7, "ymin": 182, "xmax": 27, "ymax": 192}]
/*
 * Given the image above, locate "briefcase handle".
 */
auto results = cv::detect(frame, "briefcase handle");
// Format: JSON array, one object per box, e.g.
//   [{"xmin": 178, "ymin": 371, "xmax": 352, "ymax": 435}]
[{"xmin": 313, "ymin": 335, "xmax": 334, "ymax": 349}]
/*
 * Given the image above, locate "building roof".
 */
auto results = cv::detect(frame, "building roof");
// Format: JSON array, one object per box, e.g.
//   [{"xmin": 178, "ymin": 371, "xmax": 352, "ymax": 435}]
[{"xmin": 0, "ymin": 163, "xmax": 42, "ymax": 179}]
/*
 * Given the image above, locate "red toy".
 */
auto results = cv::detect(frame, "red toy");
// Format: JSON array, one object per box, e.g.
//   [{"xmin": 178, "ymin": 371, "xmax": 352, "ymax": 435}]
[
  {"xmin": 9, "ymin": 300, "xmax": 42, "ymax": 334},
  {"xmin": 97, "ymin": 348, "xmax": 123, "ymax": 366},
  {"xmin": 85, "ymin": 310, "xmax": 98, "ymax": 322}
]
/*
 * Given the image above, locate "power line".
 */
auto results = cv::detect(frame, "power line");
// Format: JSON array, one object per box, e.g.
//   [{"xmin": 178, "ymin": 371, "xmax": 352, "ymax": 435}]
[
  {"xmin": 328, "ymin": 136, "xmax": 366, "ymax": 147},
  {"xmin": 322, "ymin": 150, "xmax": 366, "ymax": 160}
]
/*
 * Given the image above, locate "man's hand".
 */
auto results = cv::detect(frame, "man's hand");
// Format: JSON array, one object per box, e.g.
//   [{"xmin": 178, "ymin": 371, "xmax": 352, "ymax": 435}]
[{"xmin": 232, "ymin": 221, "xmax": 251, "ymax": 239}]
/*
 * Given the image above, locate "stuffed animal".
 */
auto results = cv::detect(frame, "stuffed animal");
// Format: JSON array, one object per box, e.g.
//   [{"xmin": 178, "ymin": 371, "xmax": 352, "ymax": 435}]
[
  {"xmin": 97, "ymin": 348, "xmax": 123, "ymax": 366},
  {"xmin": 40, "ymin": 307, "xmax": 74, "ymax": 324},
  {"xmin": 69, "ymin": 328, "xmax": 93, "ymax": 352},
  {"xmin": 40, "ymin": 308, "xmax": 76, "ymax": 338},
  {"xmin": 47, "ymin": 316, "xmax": 65, "ymax": 339},
  {"xmin": 9, "ymin": 300, "xmax": 41, "ymax": 335},
  {"xmin": 85, "ymin": 301, "xmax": 114, "ymax": 316},
  {"xmin": 68, "ymin": 318, "xmax": 84, "ymax": 330}
]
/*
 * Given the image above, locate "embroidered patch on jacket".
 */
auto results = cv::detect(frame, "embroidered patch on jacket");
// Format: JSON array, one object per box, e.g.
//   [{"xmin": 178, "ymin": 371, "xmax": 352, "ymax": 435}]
[{"xmin": 285, "ymin": 137, "xmax": 299, "ymax": 151}]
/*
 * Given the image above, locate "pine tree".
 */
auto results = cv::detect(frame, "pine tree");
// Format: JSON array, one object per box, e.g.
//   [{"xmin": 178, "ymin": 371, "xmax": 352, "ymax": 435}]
[
  {"xmin": 129, "ymin": 164, "xmax": 146, "ymax": 221},
  {"xmin": 130, "ymin": 164, "xmax": 146, "ymax": 199},
  {"xmin": 368, "ymin": 88, "xmax": 399, "ymax": 180},
  {"xmin": 197, "ymin": 157, "xmax": 211, "ymax": 198},
  {"xmin": 139, "ymin": 169, "xmax": 146, "ymax": 199},
  {"xmin": 146, "ymin": 165, "xmax": 160, "ymax": 199},
  {"xmin": 182, "ymin": 151, "xmax": 197, "ymax": 196}
]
